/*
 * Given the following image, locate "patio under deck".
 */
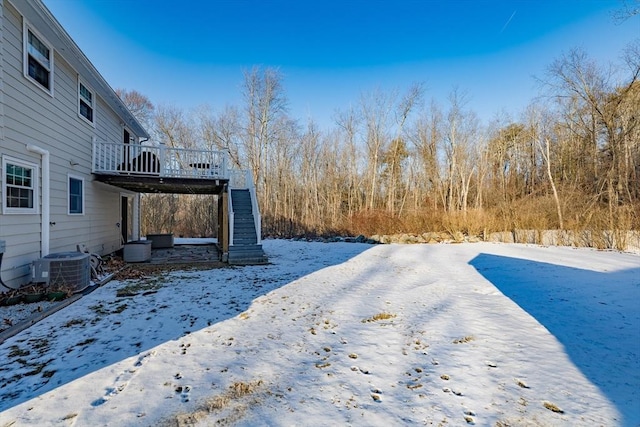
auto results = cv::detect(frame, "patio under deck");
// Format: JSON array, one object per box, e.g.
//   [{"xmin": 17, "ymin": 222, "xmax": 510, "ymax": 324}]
[{"xmin": 147, "ymin": 242, "xmax": 223, "ymax": 265}]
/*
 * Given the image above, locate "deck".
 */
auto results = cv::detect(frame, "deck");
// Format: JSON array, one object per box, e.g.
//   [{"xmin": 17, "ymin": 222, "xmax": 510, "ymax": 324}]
[
  {"xmin": 92, "ymin": 141, "xmax": 263, "ymax": 261},
  {"xmin": 92, "ymin": 142, "xmax": 236, "ymax": 194}
]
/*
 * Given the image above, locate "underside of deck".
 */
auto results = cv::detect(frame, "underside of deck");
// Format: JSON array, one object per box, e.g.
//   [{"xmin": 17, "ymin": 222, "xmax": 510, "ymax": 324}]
[{"xmin": 93, "ymin": 173, "xmax": 227, "ymax": 195}]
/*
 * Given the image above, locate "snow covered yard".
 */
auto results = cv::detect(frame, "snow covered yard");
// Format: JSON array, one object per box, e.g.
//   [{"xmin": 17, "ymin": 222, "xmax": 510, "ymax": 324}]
[{"xmin": 0, "ymin": 240, "xmax": 638, "ymax": 426}]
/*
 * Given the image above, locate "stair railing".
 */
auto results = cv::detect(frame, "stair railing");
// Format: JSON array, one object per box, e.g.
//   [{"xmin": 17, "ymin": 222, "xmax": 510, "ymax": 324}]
[{"xmin": 245, "ymin": 170, "xmax": 262, "ymax": 245}]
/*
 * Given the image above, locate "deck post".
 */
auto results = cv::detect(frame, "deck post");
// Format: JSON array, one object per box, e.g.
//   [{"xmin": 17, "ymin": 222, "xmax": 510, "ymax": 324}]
[{"xmin": 218, "ymin": 185, "xmax": 230, "ymax": 261}]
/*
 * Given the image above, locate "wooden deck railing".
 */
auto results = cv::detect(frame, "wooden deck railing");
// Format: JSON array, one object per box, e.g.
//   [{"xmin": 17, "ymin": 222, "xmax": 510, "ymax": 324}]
[{"xmin": 92, "ymin": 142, "xmax": 229, "ymax": 179}]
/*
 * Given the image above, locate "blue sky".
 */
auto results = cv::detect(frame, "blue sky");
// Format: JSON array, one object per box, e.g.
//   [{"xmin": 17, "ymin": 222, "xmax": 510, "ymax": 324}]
[{"xmin": 44, "ymin": 0, "xmax": 638, "ymax": 128}]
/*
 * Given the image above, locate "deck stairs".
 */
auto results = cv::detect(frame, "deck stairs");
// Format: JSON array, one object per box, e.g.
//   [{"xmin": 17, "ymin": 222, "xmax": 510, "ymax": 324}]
[{"xmin": 228, "ymin": 189, "xmax": 267, "ymax": 264}]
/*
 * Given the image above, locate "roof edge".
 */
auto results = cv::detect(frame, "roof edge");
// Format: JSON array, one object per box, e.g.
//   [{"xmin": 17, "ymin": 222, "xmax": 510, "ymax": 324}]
[{"xmin": 10, "ymin": 0, "xmax": 150, "ymax": 139}]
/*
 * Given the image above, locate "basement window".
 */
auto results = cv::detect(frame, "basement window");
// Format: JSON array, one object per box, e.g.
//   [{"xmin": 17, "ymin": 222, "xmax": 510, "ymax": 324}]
[
  {"xmin": 23, "ymin": 22, "xmax": 53, "ymax": 95},
  {"xmin": 2, "ymin": 156, "xmax": 38, "ymax": 214}
]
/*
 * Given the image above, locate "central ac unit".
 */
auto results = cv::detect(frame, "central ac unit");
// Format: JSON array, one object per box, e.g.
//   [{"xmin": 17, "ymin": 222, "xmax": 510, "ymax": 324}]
[{"xmin": 32, "ymin": 252, "xmax": 91, "ymax": 292}]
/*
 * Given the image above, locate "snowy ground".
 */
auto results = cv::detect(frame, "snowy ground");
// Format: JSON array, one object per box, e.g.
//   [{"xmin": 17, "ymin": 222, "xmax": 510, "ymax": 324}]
[{"xmin": 0, "ymin": 240, "xmax": 638, "ymax": 426}]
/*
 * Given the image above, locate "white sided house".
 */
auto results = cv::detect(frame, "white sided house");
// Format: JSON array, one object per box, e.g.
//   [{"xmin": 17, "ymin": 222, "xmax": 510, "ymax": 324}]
[{"xmin": 1, "ymin": 0, "xmax": 264, "ymax": 289}]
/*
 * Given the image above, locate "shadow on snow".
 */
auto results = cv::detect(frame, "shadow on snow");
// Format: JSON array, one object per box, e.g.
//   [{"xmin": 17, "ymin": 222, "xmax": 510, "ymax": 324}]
[
  {"xmin": 469, "ymin": 253, "xmax": 640, "ymax": 426},
  {"xmin": 0, "ymin": 241, "xmax": 372, "ymax": 412}
]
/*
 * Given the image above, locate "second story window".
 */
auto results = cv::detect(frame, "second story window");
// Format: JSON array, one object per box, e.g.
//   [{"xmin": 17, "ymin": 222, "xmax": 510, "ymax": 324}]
[
  {"xmin": 23, "ymin": 23, "xmax": 53, "ymax": 94},
  {"xmin": 79, "ymin": 80, "xmax": 94, "ymax": 124}
]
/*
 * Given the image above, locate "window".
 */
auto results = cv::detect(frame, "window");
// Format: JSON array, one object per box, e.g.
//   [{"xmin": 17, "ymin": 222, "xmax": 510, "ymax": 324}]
[
  {"xmin": 2, "ymin": 156, "xmax": 38, "ymax": 214},
  {"xmin": 68, "ymin": 175, "xmax": 84, "ymax": 215},
  {"xmin": 78, "ymin": 79, "xmax": 94, "ymax": 124},
  {"xmin": 23, "ymin": 22, "xmax": 53, "ymax": 94}
]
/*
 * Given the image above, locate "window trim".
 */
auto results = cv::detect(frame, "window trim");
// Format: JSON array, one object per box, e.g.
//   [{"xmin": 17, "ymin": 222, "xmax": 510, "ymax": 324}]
[
  {"xmin": 78, "ymin": 77, "xmax": 95, "ymax": 126},
  {"xmin": 2, "ymin": 156, "xmax": 39, "ymax": 215},
  {"xmin": 67, "ymin": 174, "xmax": 85, "ymax": 215},
  {"xmin": 23, "ymin": 20, "xmax": 54, "ymax": 96}
]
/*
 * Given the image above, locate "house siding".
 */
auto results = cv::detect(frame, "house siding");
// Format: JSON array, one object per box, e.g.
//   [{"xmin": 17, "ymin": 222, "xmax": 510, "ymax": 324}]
[
  {"xmin": 0, "ymin": 0, "xmax": 143, "ymax": 288},
  {"xmin": 1, "ymin": 1, "xmax": 41, "ymax": 287},
  {"xmin": 0, "ymin": 0, "xmax": 5, "ymax": 145}
]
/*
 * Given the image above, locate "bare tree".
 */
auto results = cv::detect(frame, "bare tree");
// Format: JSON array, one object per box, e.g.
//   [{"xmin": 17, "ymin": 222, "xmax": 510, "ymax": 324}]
[
  {"xmin": 613, "ymin": 0, "xmax": 640, "ymax": 22},
  {"xmin": 442, "ymin": 88, "xmax": 480, "ymax": 212},
  {"xmin": 385, "ymin": 83, "xmax": 424, "ymax": 214},
  {"xmin": 543, "ymin": 46, "xmax": 640, "ymax": 213},
  {"xmin": 527, "ymin": 104, "xmax": 564, "ymax": 229},
  {"xmin": 407, "ymin": 100, "xmax": 443, "ymax": 211},
  {"xmin": 241, "ymin": 66, "xmax": 289, "ymax": 191},
  {"xmin": 155, "ymin": 105, "xmax": 196, "ymax": 149},
  {"xmin": 334, "ymin": 108, "xmax": 363, "ymax": 217},
  {"xmin": 116, "ymin": 89, "xmax": 155, "ymax": 134},
  {"xmin": 198, "ymin": 105, "xmax": 243, "ymax": 168},
  {"xmin": 127, "ymin": 39, "xmax": 638, "ymax": 242},
  {"xmin": 359, "ymin": 89, "xmax": 393, "ymax": 210}
]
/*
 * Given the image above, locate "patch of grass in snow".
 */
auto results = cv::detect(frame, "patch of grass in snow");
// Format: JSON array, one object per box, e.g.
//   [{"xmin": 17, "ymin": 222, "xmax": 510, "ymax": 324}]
[
  {"xmin": 0, "ymin": 371, "xmax": 24, "ymax": 389},
  {"xmin": 42, "ymin": 369, "xmax": 56, "ymax": 378},
  {"xmin": 116, "ymin": 280, "xmax": 165, "ymax": 298},
  {"xmin": 362, "ymin": 312, "xmax": 397, "ymax": 323},
  {"xmin": 169, "ymin": 380, "xmax": 265, "ymax": 426},
  {"xmin": 413, "ymin": 339, "xmax": 429, "ymax": 350},
  {"xmin": 0, "ymin": 388, "xmax": 21, "ymax": 400},
  {"xmin": 7, "ymin": 345, "xmax": 30, "ymax": 358},
  {"xmin": 208, "ymin": 381, "xmax": 264, "ymax": 409},
  {"xmin": 452, "ymin": 335, "xmax": 474, "ymax": 344},
  {"xmin": 112, "ymin": 303, "xmax": 128, "ymax": 314},
  {"xmin": 62, "ymin": 318, "xmax": 86, "ymax": 328},
  {"xmin": 89, "ymin": 302, "xmax": 128, "ymax": 315},
  {"xmin": 75, "ymin": 338, "xmax": 97, "ymax": 347},
  {"xmin": 496, "ymin": 417, "xmax": 547, "ymax": 426},
  {"xmin": 89, "ymin": 304, "xmax": 109, "ymax": 316},
  {"xmin": 24, "ymin": 358, "xmax": 54, "ymax": 377},
  {"xmin": 543, "ymin": 401, "xmax": 564, "ymax": 413},
  {"xmin": 29, "ymin": 338, "xmax": 49, "ymax": 349},
  {"xmin": 28, "ymin": 338, "xmax": 50, "ymax": 356}
]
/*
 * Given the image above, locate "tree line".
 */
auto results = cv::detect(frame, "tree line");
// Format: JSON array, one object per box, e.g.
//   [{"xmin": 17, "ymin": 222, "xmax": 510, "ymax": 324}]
[{"xmin": 119, "ymin": 41, "xmax": 639, "ymax": 246}]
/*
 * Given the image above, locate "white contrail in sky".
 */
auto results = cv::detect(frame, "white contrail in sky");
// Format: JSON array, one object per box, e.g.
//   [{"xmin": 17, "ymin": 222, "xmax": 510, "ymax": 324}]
[{"xmin": 500, "ymin": 10, "xmax": 517, "ymax": 34}]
